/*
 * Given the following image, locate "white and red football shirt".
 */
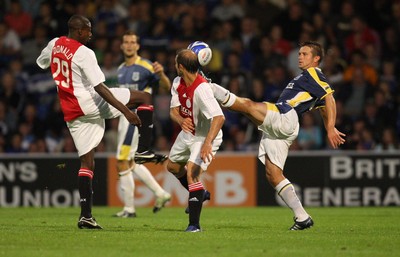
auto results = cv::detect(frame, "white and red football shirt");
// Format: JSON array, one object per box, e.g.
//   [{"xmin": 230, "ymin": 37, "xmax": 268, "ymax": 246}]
[
  {"xmin": 170, "ymin": 74, "xmax": 223, "ymax": 137},
  {"xmin": 36, "ymin": 36, "xmax": 106, "ymax": 121}
]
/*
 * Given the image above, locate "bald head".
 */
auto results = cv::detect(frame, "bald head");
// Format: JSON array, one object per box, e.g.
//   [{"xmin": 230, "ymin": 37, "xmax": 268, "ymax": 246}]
[
  {"xmin": 176, "ymin": 49, "xmax": 200, "ymax": 74},
  {"xmin": 68, "ymin": 15, "xmax": 90, "ymax": 32},
  {"xmin": 67, "ymin": 15, "xmax": 92, "ymax": 44}
]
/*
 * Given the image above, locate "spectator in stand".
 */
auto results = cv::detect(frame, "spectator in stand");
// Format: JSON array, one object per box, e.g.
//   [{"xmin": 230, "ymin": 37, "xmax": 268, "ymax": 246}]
[
  {"xmin": 124, "ymin": 2, "xmax": 148, "ymax": 36},
  {"xmin": 92, "ymin": 19, "xmax": 108, "ymax": 39},
  {"xmin": 310, "ymin": 13, "xmax": 330, "ymax": 48},
  {"xmin": 21, "ymin": 25, "xmax": 50, "ymax": 73},
  {"xmin": 342, "ymin": 67, "xmax": 374, "ymax": 118},
  {"xmin": 274, "ymin": 1, "xmax": 305, "ymax": 42},
  {"xmin": 238, "ymin": 16, "xmax": 259, "ymax": 54},
  {"xmin": 381, "ymin": 24, "xmax": 400, "ymax": 61},
  {"xmin": 321, "ymin": 52, "xmax": 344, "ymax": 88},
  {"xmin": 0, "ymin": 21, "xmax": 21, "ymax": 69},
  {"xmin": 211, "ymin": 0, "xmax": 245, "ymax": 23},
  {"xmin": 263, "ymin": 64, "xmax": 289, "ymax": 102},
  {"xmin": 43, "ymin": 99, "xmax": 65, "ymax": 152},
  {"xmin": 249, "ymin": 77, "xmax": 267, "ymax": 102},
  {"xmin": 8, "ymin": 58, "xmax": 29, "ymax": 94},
  {"xmin": 28, "ymin": 137, "xmax": 48, "ymax": 153},
  {"xmin": 0, "ymin": 71, "xmax": 25, "ymax": 115},
  {"xmin": 140, "ymin": 19, "xmax": 171, "ymax": 52},
  {"xmin": 4, "ymin": 0, "xmax": 33, "ymax": 39},
  {"xmin": 57, "ymin": 133, "xmax": 77, "ymax": 153},
  {"xmin": 114, "ymin": 20, "xmax": 129, "ymax": 40},
  {"xmin": 108, "ymin": 37, "xmax": 124, "ymax": 66},
  {"xmin": 20, "ymin": 102, "xmax": 45, "ymax": 138},
  {"xmin": 375, "ymin": 127, "xmax": 399, "ymax": 152},
  {"xmin": 0, "ymin": 99, "xmax": 17, "ymax": 136},
  {"xmin": 328, "ymin": 0, "xmax": 355, "ymax": 50},
  {"xmin": 192, "ymin": 2, "xmax": 211, "ymax": 39},
  {"xmin": 252, "ymin": 35, "xmax": 286, "ymax": 77},
  {"xmin": 269, "ymin": 24, "xmax": 292, "ymax": 57},
  {"xmin": 343, "ymin": 50, "xmax": 378, "ymax": 87},
  {"xmin": 209, "ymin": 20, "xmax": 234, "ymax": 57},
  {"xmin": 363, "ymin": 43, "xmax": 380, "ymax": 70},
  {"xmin": 373, "ymin": 89, "xmax": 397, "ymax": 129},
  {"xmin": 170, "ymin": 13, "xmax": 198, "ymax": 51},
  {"xmin": 345, "ymin": 118, "xmax": 365, "ymax": 150},
  {"xmin": 100, "ymin": 51, "xmax": 118, "ymax": 87},
  {"xmin": 379, "ymin": 59, "xmax": 398, "ymax": 94},
  {"xmin": 344, "ymin": 15, "xmax": 381, "ymax": 59},
  {"xmin": 137, "ymin": 0, "xmax": 152, "ymax": 28},
  {"xmin": 94, "ymin": 0, "xmax": 122, "ymax": 37},
  {"xmin": 5, "ymin": 132, "xmax": 24, "ymax": 153},
  {"xmin": 297, "ymin": 112, "xmax": 323, "ymax": 150},
  {"xmin": 357, "ymin": 127, "xmax": 376, "ymax": 150},
  {"xmin": 34, "ymin": 2, "xmax": 59, "ymax": 38},
  {"xmin": 245, "ymin": 0, "xmax": 281, "ymax": 32},
  {"xmin": 18, "ymin": 121, "xmax": 35, "ymax": 151},
  {"xmin": 220, "ymin": 51, "xmax": 250, "ymax": 96},
  {"xmin": 93, "ymin": 36, "xmax": 108, "ymax": 65}
]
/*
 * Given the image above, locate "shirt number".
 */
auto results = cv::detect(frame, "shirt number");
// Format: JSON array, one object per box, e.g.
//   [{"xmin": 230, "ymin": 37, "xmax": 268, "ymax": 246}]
[{"xmin": 52, "ymin": 57, "xmax": 70, "ymax": 88}]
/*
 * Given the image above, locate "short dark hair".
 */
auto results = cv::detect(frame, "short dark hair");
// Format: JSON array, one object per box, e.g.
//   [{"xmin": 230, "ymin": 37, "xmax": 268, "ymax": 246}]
[
  {"xmin": 300, "ymin": 41, "xmax": 325, "ymax": 64},
  {"xmin": 123, "ymin": 30, "xmax": 140, "ymax": 42},
  {"xmin": 176, "ymin": 49, "xmax": 199, "ymax": 74}
]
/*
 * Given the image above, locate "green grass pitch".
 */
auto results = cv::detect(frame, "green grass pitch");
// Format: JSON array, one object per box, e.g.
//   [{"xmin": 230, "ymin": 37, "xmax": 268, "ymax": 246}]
[{"xmin": 0, "ymin": 207, "xmax": 399, "ymax": 257}]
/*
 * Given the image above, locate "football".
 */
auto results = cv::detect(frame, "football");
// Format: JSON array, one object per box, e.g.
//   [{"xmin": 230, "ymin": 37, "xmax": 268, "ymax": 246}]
[{"xmin": 187, "ymin": 41, "xmax": 212, "ymax": 66}]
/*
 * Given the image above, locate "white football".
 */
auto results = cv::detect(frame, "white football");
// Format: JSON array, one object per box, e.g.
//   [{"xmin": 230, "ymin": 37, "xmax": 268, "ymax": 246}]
[{"xmin": 187, "ymin": 41, "xmax": 212, "ymax": 66}]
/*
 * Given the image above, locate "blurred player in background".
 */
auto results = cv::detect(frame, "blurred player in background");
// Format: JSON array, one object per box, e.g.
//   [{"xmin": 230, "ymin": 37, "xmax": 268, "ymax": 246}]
[
  {"xmin": 212, "ymin": 41, "xmax": 346, "ymax": 230},
  {"xmin": 167, "ymin": 49, "xmax": 225, "ymax": 232},
  {"xmin": 113, "ymin": 31, "xmax": 171, "ymax": 218},
  {"xmin": 36, "ymin": 15, "xmax": 152, "ymax": 229}
]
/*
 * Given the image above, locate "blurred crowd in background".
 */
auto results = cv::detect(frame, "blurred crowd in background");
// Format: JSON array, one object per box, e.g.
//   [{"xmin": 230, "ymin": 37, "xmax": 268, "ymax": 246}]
[{"xmin": 0, "ymin": 0, "xmax": 399, "ymax": 154}]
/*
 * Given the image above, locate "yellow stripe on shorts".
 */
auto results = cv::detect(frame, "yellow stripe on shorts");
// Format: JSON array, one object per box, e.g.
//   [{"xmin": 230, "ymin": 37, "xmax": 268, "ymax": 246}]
[
  {"xmin": 118, "ymin": 145, "xmax": 131, "ymax": 160},
  {"xmin": 265, "ymin": 102, "xmax": 279, "ymax": 112}
]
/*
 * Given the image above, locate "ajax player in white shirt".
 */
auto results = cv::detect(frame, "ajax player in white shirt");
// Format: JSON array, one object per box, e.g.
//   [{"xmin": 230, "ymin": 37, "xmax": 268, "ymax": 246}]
[
  {"xmin": 36, "ymin": 15, "xmax": 152, "ymax": 229},
  {"xmin": 166, "ymin": 49, "xmax": 225, "ymax": 232}
]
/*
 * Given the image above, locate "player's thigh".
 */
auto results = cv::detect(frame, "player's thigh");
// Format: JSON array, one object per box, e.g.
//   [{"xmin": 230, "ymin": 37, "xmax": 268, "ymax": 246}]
[
  {"xmin": 258, "ymin": 134, "xmax": 291, "ymax": 171},
  {"xmin": 95, "ymin": 88, "xmax": 130, "ymax": 119},
  {"xmin": 169, "ymin": 131, "xmax": 191, "ymax": 164},
  {"xmin": 189, "ymin": 134, "xmax": 222, "ymax": 171},
  {"xmin": 67, "ymin": 117, "xmax": 105, "ymax": 157},
  {"xmin": 128, "ymin": 90, "xmax": 152, "ymax": 107}
]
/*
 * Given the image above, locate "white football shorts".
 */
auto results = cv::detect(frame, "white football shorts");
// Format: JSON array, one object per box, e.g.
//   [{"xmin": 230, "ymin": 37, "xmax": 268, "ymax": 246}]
[
  {"xmin": 169, "ymin": 130, "xmax": 223, "ymax": 171},
  {"xmin": 258, "ymin": 103, "xmax": 299, "ymax": 170},
  {"xmin": 67, "ymin": 88, "xmax": 130, "ymax": 156}
]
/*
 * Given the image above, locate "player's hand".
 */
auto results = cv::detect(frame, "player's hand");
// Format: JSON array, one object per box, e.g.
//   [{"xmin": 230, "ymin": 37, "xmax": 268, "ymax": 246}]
[
  {"xmin": 180, "ymin": 118, "xmax": 194, "ymax": 133},
  {"xmin": 327, "ymin": 127, "xmax": 346, "ymax": 149},
  {"xmin": 200, "ymin": 142, "xmax": 214, "ymax": 163},
  {"xmin": 124, "ymin": 110, "xmax": 142, "ymax": 126},
  {"xmin": 153, "ymin": 61, "xmax": 164, "ymax": 75}
]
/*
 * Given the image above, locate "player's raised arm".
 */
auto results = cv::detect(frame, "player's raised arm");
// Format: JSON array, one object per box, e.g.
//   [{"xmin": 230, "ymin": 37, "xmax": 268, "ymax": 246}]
[{"xmin": 319, "ymin": 93, "xmax": 346, "ymax": 149}]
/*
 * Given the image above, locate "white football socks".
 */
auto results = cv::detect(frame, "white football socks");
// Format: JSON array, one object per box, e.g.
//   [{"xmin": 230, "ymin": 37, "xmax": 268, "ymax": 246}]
[
  {"xmin": 133, "ymin": 164, "xmax": 166, "ymax": 197},
  {"xmin": 275, "ymin": 178, "xmax": 309, "ymax": 221},
  {"xmin": 211, "ymin": 83, "xmax": 236, "ymax": 107},
  {"xmin": 119, "ymin": 169, "xmax": 135, "ymax": 213}
]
